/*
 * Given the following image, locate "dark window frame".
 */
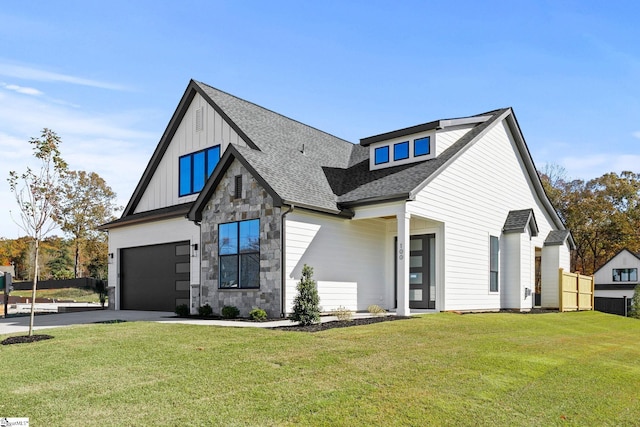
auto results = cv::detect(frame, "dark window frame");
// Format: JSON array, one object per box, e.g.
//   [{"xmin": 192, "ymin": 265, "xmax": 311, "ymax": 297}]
[
  {"xmin": 178, "ymin": 145, "xmax": 221, "ymax": 197},
  {"xmin": 393, "ymin": 141, "xmax": 410, "ymax": 161},
  {"xmin": 374, "ymin": 145, "xmax": 390, "ymax": 165},
  {"xmin": 612, "ymin": 268, "xmax": 638, "ymax": 282},
  {"xmin": 489, "ymin": 235, "xmax": 499, "ymax": 292},
  {"xmin": 414, "ymin": 136, "xmax": 431, "ymax": 157},
  {"xmin": 218, "ymin": 219, "xmax": 260, "ymax": 289}
]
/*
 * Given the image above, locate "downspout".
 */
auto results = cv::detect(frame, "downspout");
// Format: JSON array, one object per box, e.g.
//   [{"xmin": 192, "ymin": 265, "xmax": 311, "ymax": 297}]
[
  {"xmin": 280, "ymin": 204, "xmax": 295, "ymax": 318},
  {"xmin": 194, "ymin": 220, "xmax": 202, "ymax": 314}
]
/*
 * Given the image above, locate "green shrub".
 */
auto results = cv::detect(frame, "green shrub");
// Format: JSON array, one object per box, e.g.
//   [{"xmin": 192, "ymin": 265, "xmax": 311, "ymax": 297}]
[
  {"xmin": 367, "ymin": 304, "xmax": 386, "ymax": 316},
  {"xmin": 222, "ymin": 305, "xmax": 240, "ymax": 319},
  {"xmin": 289, "ymin": 264, "xmax": 320, "ymax": 326},
  {"xmin": 332, "ymin": 306, "xmax": 353, "ymax": 322},
  {"xmin": 249, "ymin": 308, "xmax": 268, "ymax": 322},
  {"xmin": 175, "ymin": 304, "xmax": 189, "ymax": 317},
  {"xmin": 630, "ymin": 285, "xmax": 640, "ymax": 319},
  {"xmin": 95, "ymin": 279, "xmax": 107, "ymax": 307},
  {"xmin": 198, "ymin": 304, "xmax": 213, "ymax": 317}
]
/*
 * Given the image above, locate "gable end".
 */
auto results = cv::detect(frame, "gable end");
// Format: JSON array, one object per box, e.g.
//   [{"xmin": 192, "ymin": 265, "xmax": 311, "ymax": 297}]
[
  {"xmin": 123, "ymin": 80, "xmax": 260, "ymax": 217},
  {"xmin": 188, "ymin": 145, "xmax": 283, "ymax": 223}
]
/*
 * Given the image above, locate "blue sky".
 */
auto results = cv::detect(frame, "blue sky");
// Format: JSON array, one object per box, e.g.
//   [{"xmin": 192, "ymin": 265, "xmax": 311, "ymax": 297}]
[{"xmin": 0, "ymin": 0, "xmax": 638, "ymax": 238}]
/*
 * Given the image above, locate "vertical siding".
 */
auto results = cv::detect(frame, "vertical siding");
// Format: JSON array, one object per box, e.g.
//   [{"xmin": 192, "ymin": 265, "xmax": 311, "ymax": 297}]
[
  {"xmin": 135, "ymin": 93, "xmax": 246, "ymax": 213},
  {"xmin": 411, "ymin": 119, "xmax": 567, "ymax": 311},
  {"xmin": 284, "ymin": 211, "xmax": 387, "ymax": 313}
]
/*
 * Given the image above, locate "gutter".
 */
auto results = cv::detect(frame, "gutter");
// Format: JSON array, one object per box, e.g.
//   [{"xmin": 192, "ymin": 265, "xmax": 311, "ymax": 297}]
[{"xmin": 280, "ymin": 204, "xmax": 295, "ymax": 318}]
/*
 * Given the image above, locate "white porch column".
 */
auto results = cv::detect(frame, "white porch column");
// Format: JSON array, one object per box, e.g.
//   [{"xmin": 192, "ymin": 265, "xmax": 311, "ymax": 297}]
[{"xmin": 397, "ymin": 210, "xmax": 411, "ymax": 316}]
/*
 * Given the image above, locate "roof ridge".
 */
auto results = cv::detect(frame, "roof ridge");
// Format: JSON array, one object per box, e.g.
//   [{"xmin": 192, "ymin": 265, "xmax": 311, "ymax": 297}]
[{"xmin": 194, "ymin": 80, "xmax": 356, "ymax": 148}]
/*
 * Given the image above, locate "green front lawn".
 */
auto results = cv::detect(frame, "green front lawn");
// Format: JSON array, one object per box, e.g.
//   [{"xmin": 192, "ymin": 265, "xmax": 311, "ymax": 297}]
[
  {"xmin": 1, "ymin": 311, "xmax": 638, "ymax": 426},
  {"xmin": 10, "ymin": 287, "xmax": 102, "ymax": 303}
]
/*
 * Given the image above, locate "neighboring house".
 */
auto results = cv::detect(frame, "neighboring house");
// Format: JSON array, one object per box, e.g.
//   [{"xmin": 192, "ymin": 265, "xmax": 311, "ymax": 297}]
[
  {"xmin": 594, "ymin": 249, "xmax": 640, "ymax": 301},
  {"xmin": 100, "ymin": 79, "xmax": 574, "ymax": 317},
  {"xmin": 0, "ymin": 265, "xmax": 15, "ymax": 277}
]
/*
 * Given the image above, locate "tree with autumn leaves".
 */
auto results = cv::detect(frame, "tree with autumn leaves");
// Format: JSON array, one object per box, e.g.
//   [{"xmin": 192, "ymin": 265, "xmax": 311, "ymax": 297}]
[
  {"xmin": 58, "ymin": 170, "xmax": 118, "ymax": 278},
  {"xmin": 540, "ymin": 166, "xmax": 640, "ymax": 275}
]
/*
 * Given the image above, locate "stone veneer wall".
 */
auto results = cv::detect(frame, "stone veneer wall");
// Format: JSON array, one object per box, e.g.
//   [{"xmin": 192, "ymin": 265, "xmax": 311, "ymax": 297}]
[{"xmin": 200, "ymin": 159, "xmax": 282, "ymax": 318}]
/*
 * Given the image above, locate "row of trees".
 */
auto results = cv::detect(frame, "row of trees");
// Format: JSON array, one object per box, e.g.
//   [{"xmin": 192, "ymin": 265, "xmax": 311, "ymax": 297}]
[
  {"xmin": 539, "ymin": 166, "xmax": 640, "ymax": 275},
  {"xmin": 0, "ymin": 235, "xmax": 108, "ymax": 281},
  {"xmin": 6, "ymin": 128, "xmax": 118, "ymax": 335}
]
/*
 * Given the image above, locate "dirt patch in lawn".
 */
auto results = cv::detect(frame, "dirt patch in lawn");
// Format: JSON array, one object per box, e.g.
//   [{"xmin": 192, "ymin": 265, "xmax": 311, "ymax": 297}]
[
  {"xmin": 2, "ymin": 334, "xmax": 54, "ymax": 345},
  {"xmin": 271, "ymin": 315, "xmax": 412, "ymax": 332}
]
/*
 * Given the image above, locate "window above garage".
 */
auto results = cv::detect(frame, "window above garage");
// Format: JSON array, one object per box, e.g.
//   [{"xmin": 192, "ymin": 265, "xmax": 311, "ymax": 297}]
[{"xmin": 179, "ymin": 145, "xmax": 221, "ymax": 197}]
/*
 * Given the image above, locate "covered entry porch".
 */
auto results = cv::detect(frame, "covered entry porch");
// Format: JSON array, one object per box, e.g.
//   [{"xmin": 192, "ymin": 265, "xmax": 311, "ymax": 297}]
[{"xmin": 352, "ymin": 202, "xmax": 444, "ymax": 316}]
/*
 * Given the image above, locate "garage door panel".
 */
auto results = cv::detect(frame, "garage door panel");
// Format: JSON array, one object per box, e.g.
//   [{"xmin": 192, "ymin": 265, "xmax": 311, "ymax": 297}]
[{"xmin": 121, "ymin": 240, "xmax": 190, "ymax": 311}]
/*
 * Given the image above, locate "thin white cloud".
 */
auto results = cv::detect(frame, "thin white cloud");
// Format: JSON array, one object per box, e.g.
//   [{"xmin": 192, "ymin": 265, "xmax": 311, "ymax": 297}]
[
  {"xmin": 0, "ymin": 90, "xmax": 155, "ymax": 141},
  {"xmin": 632, "ymin": 131, "xmax": 640, "ymax": 139},
  {"xmin": 2, "ymin": 83, "xmax": 43, "ymax": 96},
  {"xmin": 559, "ymin": 153, "xmax": 640, "ymax": 180},
  {"xmin": 0, "ymin": 88, "xmax": 157, "ymax": 238},
  {"xmin": 0, "ymin": 62, "xmax": 130, "ymax": 91}
]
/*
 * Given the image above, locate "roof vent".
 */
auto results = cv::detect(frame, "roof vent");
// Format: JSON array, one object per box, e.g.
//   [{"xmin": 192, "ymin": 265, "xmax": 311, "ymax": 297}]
[{"xmin": 195, "ymin": 107, "xmax": 203, "ymax": 132}]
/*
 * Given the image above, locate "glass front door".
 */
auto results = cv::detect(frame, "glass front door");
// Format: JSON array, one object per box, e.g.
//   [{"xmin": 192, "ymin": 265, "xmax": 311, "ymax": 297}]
[{"xmin": 396, "ymin": 234, "xmax": 436, "ymax": 309}]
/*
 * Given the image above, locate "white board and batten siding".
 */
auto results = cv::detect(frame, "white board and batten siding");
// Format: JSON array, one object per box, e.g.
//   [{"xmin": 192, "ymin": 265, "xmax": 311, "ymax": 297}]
[
  {"xmin": 284, "ymin": 210, "xmax": 387, "ymax": 313},
  {"xmin": 410, "ymin": 118, "xmax": 570, "ymax": 311},
  {"xmin": 135, "ymin": 93, "xmax": 246, "ymax": 214},
  {"xmin": 107, "ymin": 217, "xmax": 200, "ymax": 310}
]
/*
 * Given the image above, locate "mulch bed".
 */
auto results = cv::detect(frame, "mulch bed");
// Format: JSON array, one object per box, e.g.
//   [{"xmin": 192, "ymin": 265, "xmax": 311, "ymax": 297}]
[
  {"xmin": 271, "ymin": 315, "xmax": 411, "ymax": 332},
  {"xmin": 2, "ymin": 334, "xmax": 54, "ymax": 345}
]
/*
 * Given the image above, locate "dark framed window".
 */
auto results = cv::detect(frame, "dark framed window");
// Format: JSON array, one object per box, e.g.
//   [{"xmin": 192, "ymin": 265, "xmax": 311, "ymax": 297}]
[
  {"xmin": 490, "ymin": 236, "xmax": 499, "ymax": 292},
  {"xmin": 613, "ymin": 268, "xmax": 637, "ymax": 282},
  {"xmin": 219, "ymin": 219, "xmax": 260, "ymax": 289},
  {"xmin": 414, "ymin": 136, "xmax": 430, "ymax": 157},
  {"xmin": 179, "ymin": 145, "xmax": 221, "ymax": 196},
  {"xmin": 374, "ymin": 146, "xmax": 389, "ymax": 165},
  {"xmin": 394, "ymin": 141, "xmax": 410, "ymax": 161}
]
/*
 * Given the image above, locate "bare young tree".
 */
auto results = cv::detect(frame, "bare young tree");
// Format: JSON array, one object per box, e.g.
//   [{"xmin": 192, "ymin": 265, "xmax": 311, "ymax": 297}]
[{"xmin": 8, "ymin": 129, "xmax": 68, "ymax": 336}]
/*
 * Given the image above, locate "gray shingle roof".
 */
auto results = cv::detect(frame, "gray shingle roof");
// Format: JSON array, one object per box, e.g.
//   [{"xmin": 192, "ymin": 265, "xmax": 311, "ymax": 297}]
[
  {"xmin": 196, "ymin": 82, "xmax": 508, "ymax": 213},
  {"xmin": 120, "ymin": 79, "xmax": 568, "ymax": 238},
  {"xmin": 196, "ymin": 82, "xmax": 355, "ymax": 170},
  {"xmin": 503, "ymin": 209, "xmax": 539, "ymax": 236},
  {"xmin": 544, "ymin": 229, "xmax": 574, "ymax": 248},
  {"xmin": 188, "ymin": 83, "xmax": 515, "ymax": 216},
  {"xmin": 337, "ymin": 110, "xmax": 509, "ymax": 206},
  {"xmin": 195, "ymin": 82, "xmax": 514, "ymax": 213}
]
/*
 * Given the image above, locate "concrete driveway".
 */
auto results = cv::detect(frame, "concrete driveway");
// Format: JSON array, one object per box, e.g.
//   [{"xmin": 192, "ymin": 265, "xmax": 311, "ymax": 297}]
[
  {"xmin": 0, "ymin": 310, "xmax": 175, "ymax": 335},
  {"xmin": 0, "ymin": 309, "xmax": 300, "ymax": 335}
]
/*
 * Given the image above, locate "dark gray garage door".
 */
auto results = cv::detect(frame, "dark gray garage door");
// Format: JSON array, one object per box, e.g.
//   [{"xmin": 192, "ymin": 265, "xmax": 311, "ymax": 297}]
[{"xmin": 120, "ymin": 241, "xmax": 191, "ymax": 311}]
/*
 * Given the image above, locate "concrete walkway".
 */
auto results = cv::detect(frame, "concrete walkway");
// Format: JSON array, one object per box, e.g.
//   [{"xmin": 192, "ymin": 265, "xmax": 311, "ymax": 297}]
[{"xmin": 0, "ymin": 310, "xmax": 386, "ymax": 335}]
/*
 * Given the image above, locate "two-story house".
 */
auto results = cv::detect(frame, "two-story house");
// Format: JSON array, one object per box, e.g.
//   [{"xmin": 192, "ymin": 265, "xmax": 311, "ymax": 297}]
[
  {"xmin": 100, "ymin": 80, "xmax": 574, "ymax": 317},
  {"xmin": 594, "ymin": 249, "xmax": 640, "ymax": 314}
]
